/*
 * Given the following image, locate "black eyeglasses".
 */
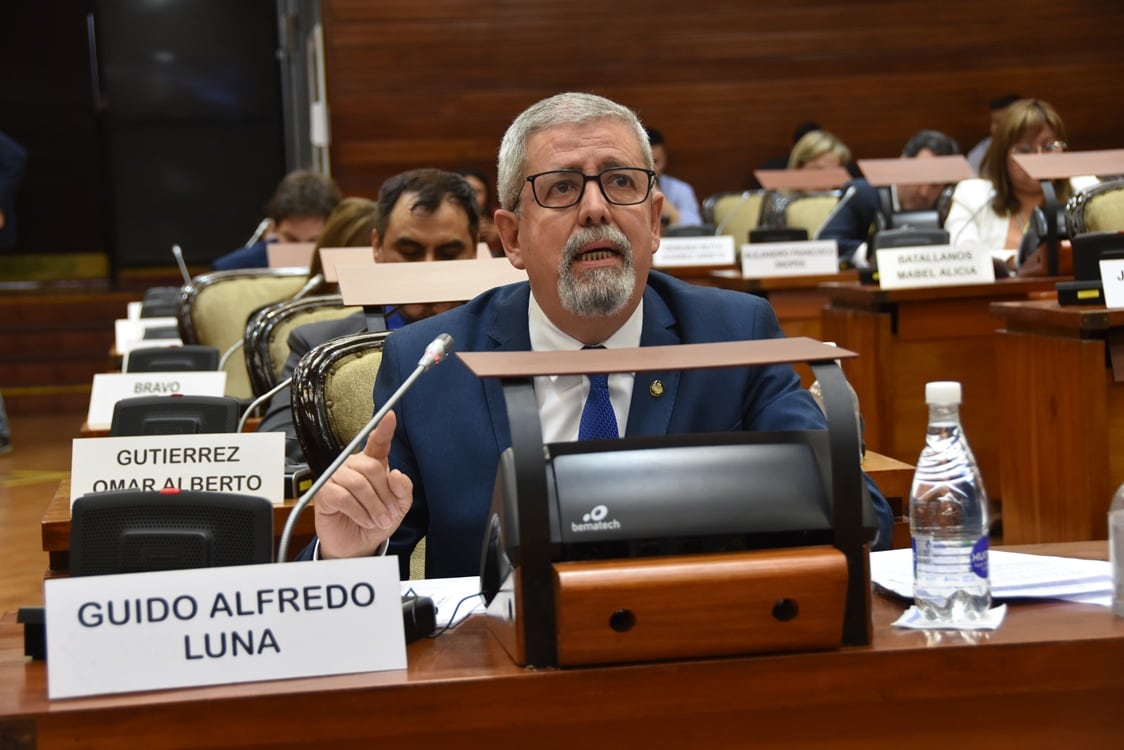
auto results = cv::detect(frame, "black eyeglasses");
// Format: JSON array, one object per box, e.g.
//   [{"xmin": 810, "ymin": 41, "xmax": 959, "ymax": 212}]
[{"xmin": 525, "ymin": 167, "xmax": 656, "ymax": 209}]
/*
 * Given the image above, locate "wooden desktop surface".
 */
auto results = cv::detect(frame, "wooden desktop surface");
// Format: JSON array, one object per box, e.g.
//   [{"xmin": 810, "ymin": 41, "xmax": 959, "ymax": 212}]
[
  {"xmin": 820, "ymin": 277, "xmax": 1062, "ymax": 499},
  {"xmin": 703, "ymin": 269, "xmax": 859, "ymax": 345},
  {"xmin": 991, "ymin": 299, "xmax": 1124, "ymax": 543},
  {"xmin": 2, "ymin": 541, "xmax": 1119, "ymax": 749}
]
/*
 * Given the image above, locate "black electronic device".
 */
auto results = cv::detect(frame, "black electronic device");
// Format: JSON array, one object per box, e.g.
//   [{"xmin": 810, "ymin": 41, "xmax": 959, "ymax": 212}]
[
  {"xmin": 125, "ymin": 345, "xmax": 220, "ymax": 372},
  {"xmin": 1056, "ymin": 231, "xmax": 1124, "ymax": 306},
  {"xmin": 748, "ymin": 227, "xmax": 808, "ymax": 243},
  {"xmin": 69, "ymin": 489, "xmax": 275, "ymax": 576},
  {"xmin": 471, "ymin": 344, "xmax": 872, "ymax": 669},
  {"xmin": 140, "ymin": 326, "xmax": 181, "ymax": 340},
  {"xmin": 861, "ymin": 227, "xmax": 952, "ymax": 284},
  {"xmin": 110, "ymin": 394, "xmax": 240, "ymax": 436}
]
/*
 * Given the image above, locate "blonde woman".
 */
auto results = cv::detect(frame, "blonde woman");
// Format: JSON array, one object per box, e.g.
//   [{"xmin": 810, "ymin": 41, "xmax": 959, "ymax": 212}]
[{"xmin": 788, "ymin": 129, "xmax": 852, "ymax": 170}]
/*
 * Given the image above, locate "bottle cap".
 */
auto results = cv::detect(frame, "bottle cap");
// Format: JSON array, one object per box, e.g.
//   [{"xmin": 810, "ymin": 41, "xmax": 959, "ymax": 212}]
[{"xmin": 925, "ymin": 381, "xmax": 962, "ymax": 405}]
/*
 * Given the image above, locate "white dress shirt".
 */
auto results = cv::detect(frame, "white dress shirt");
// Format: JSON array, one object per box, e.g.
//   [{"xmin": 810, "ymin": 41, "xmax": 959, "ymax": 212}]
[{"xmin": 527, "ymin": 292, "xmax": 643, "ymax": 443}]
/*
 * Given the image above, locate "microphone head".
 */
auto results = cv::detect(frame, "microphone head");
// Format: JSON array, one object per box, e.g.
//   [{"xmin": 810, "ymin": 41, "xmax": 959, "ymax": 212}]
[{"xmin": 419, "ymin": 333, "xmax": 455, "ymax": 370}]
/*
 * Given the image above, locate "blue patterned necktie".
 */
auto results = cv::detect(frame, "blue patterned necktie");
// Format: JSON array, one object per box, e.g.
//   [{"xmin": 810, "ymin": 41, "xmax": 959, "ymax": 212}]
[{"xmin": 578, "ymin": 346, "xmax": 618, "ymax": 440}]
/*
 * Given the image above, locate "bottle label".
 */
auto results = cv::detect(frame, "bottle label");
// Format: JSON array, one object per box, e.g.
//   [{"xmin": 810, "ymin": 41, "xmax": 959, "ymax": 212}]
[{"xmin": 970, "ymin": 536, "xmax": 989, "ymax": 578}]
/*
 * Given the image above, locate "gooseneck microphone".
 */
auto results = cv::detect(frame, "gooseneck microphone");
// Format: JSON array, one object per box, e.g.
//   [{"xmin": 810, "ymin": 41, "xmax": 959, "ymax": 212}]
[
  {"xmin": 276, "ymin": 333, "xmax": 455, "ymax": 562},
  {"xmin": 237, "ymin": 375, "xmax": 292, "ymax": 433}
]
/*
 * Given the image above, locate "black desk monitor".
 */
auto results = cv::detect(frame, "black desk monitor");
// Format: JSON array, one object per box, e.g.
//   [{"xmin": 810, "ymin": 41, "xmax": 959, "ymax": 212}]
[
  {"xmin": 125, "ymin": 345, "xmax": 219, "ymax": 372},
  {"xmin": 110, "ymin": 395, "xmax": 240, "ymax": 436},
  {"xmin": 69, "ymin": 489, "xmax": 274, "ymax": 576}
]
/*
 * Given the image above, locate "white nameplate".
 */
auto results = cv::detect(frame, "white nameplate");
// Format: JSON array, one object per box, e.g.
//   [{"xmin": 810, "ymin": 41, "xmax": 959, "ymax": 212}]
[
  {"xmin": 87, "ymin": 372, "xmax": 227, "ymax": 430},
  {"xmin": 876, "ymin": 244, "xmax": 995, "ymax": 289},
  {"xmin": 70, "ymin": 431, "xmax": 284, "ymax": 504},
  {"xmin": 654, "ymin": 235, "xmax": 736, "ymax": 268},
  {"xmin": 45, "ymin": 556, "xmax": 406, "ymax": 699},
  {"xmin": 1100, "ymin": 258, "xmax": 1124, "ymax": 308},
  {"xmin": 115, "ymin": 318, "xmax": 183, "ymax": 352},
  {"xmin": 740, "ymin": 240, "xmax": 839, "ymax": 277}
]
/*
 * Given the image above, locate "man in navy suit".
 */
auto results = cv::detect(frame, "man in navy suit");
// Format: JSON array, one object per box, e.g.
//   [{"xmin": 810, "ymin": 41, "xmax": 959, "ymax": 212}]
[
  {"xmin": 818, "ymin": 130, "xmax": 960, "ymax": 266},
  {"xmin": 257, "ymin": 168, "xmax": 480, "ymax": 464},
  {"xmin": 306, "ymin": 93, "xmax": 892, "ymax": 576}
]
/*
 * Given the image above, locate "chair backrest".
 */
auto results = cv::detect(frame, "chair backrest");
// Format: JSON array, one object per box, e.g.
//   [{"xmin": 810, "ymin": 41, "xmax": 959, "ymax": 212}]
[
  {"xmin": 290, "ymin": 330, "xmax": 391, "ymax": 477},
  {"xmin": 781, "ymin": 193, "xmax": 842, "ymax": 236},
  {"xmin": 124, "ymin": 344, "xmax": 220, "ymax": 373},
  {"xmin": 704, "ymin": 191, "xmax": 766, "ymax": 244},
  {"xmin": 177, "ymin": 268, "xmax": 310, "ymax": 399},
  {"xmin": 243, "ymin": 294, "xmax": 361, "ymax": 396},
  {"xmin": 1066, "ymin": 178, "xmax": 1124, "ymax": 235}
]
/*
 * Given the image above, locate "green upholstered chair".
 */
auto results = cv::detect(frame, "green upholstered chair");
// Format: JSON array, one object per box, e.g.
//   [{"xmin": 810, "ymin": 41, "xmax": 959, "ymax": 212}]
[{"xmin": 177, "ymin": 268, "xmax": 310, "ymax": 400}]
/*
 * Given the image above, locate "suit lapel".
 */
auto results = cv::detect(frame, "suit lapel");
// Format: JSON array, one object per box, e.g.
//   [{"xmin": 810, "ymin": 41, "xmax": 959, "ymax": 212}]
[
  {"xmin": 626, "ymin": 285, "xmax": 681, "ymax": 437},
  {"xmin": 480, "ymin": 285, "xmax": 533, "ymax": 449}
]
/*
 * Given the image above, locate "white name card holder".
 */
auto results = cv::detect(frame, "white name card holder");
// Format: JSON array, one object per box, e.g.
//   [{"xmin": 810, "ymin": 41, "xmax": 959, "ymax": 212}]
[
  {"xmin": 115, "ymin": 318, "xmax": 183, "ymax": 353},
  {"xmin": 1099, "ymin": 258, "xmax": 1124, "ymax": 308},
  {"xmin": 876, "ymin": 244, "xmax": 995, "ymax": 290},
  {"xmin": 45, "ymin": 556, "xmax": 406, "ymax": 699},
  {"xmin": 741, "ymin": 240, "xmax": 839, "ymax": 278},
  {"xmin": 86, "ymin": 371, "xmax": 227, "ymax": 431},
  {"xmin": 654, "ymin": 235, "xmax": 737, "ymax": 268},
  {"xmin": 70, "ymin": 431, "xmax": 284, "ymax": 503}
]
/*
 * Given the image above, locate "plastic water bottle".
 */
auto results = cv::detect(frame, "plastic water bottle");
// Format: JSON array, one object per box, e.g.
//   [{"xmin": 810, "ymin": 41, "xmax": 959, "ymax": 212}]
[
  {"xmin": 807, "ymin": 342, "xmax": 865, "ymax": 459},
  {"xmin": 1111, "ymin": 484, "xmax": 1124, "ymax": 617},
  {"xmin": 910, "ymin": 381, "xmax": 991, "ymax": 621}
]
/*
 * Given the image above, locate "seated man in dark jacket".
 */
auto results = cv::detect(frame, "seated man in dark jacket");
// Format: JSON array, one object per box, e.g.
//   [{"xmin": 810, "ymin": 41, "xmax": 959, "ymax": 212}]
[
  {"xmin": 212, "ymin": 169, "xmax": 341, "ymax": 270},
  {"xmin": 818, "ymin": 129, "xmax": 959, "ymax": 266},
  {"xmin": 257, "ymin": 168, "xmax": 480, "ymax": 464}
]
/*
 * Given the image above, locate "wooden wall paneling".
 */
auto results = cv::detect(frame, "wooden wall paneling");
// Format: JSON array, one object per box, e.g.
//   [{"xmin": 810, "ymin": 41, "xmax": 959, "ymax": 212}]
[{"xmin": 319, "ymin": 0, "xmax": 1124, "ymax": 205}]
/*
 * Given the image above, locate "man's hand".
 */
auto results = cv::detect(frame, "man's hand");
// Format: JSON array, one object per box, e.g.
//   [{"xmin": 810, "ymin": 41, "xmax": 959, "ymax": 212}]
[{"xmin": 313, "ymin": 410, "xmax": 413, "ymax": 559}]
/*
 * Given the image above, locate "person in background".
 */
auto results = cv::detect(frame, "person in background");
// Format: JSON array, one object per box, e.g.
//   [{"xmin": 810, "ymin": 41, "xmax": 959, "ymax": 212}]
[
  {"xmin": 945, "ymin": 98, "xmax": 1094, "ymax": 259},
  {"xmin": 457, "ymin": 167, "xmax": 503, "ymax": 256},
  {"xmin": 966, "ymin": 93, "xmax": 1021, "ymax": 175},
  {"xmin": 757, "ymin": 120, "xmax": 822, "ymax": 176},
  {"xmin": 0, "ymin": 130, "xmax": 28, "ymax": 250},
  {"xmin": 257, "ymin": 169, "xmax": 479, "ymax": 465},
  {"xmin": 788, "ymin": 129, "xmax": 852, "ymax": 170},
  {"xmin": 211, "ymin": 169, "xmax": 341, "ymax": 270},
  {"xmin": 302, "ymin": 196, "xmax": 380, "ymax": 297},
  {"xmin": 297, "ymin": 92, "xmax": 893, "ymax": 577},
  {"xmin": 818, "ymin": 129, "xmax": 961, "ymax": 266},
  {"xmin": 645, "ymin": 127, "xmax": 702, "ymax": 227},
  {"xmin": 0, "ymin": 131, "xmax": 27, "ymax": 452}
]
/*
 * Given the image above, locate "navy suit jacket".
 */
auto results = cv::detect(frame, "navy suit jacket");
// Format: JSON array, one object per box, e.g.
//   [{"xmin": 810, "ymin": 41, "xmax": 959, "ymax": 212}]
[
  {"xmin": 366, "ymin": 271, "xmax": 891, "ymax": 578},
  {"xmin": 817, "ymin": 179, "xmax": 882, "ymax": 264}
]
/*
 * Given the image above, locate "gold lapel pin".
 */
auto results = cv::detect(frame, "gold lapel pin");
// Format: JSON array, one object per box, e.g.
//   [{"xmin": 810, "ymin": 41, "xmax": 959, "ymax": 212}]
[{"xmin": 649, "ymin": 380, "xmax": 664, "ymax": 398}]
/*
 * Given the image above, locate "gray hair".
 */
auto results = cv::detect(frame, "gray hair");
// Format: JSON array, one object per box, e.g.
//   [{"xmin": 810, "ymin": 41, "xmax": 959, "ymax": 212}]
[{"xmin": 496, "ymin": 92, "xmax": 653, "ymax": 211}]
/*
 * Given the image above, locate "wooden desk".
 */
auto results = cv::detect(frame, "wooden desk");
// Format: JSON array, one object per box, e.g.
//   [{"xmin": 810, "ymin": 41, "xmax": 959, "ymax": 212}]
[
  {"xmin": 820, "ymin": 278, "xmax": 1061, "ymax": 498},
  {"xmin": 41, "ymin": 480, "xmax": 316, "ymax": 572},
  {"xmin": 707, "ymin": 269, "xmax": 858, "ymax": 343},
  {"xmin": 39, "ymin": 454, "xmax": 915, "ymax": 576},
  {"xmin": 2, "ymin": 541, "xmax": 1120, "ymax": 749},
  {"xmin": 990, "ymin": 300, "xmax": 1124, "ymax": 542}
]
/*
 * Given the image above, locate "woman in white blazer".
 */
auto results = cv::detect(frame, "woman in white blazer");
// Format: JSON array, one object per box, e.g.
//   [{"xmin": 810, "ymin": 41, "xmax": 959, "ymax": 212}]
[{"xmin": 945, "ymin": 99, "xmax": 1092, "ymax": 257}]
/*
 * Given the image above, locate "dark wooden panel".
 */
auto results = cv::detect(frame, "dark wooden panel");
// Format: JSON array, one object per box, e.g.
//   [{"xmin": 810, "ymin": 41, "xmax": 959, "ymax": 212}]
[{"xmin": 320, "ymin": 0, "xmax": 1124, "ymax": 205}]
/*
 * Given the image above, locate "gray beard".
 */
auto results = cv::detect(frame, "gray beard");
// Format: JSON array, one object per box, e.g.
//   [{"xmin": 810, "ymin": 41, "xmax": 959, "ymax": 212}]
[{"xmin": 557, "ymin": 225, "xmax": 635, "ymax": 318}]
